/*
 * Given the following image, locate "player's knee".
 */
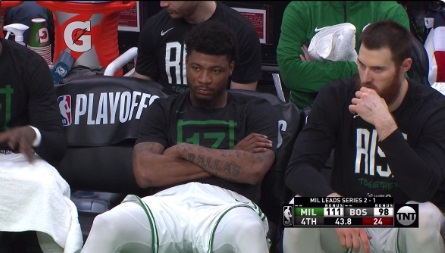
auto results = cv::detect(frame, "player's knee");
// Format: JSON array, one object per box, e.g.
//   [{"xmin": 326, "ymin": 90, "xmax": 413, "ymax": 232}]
[
  {"xmin": 418, "ymin": 202, "xmax": 442, "ymax": 229},
  {"xmin": 90, "ymin": 212, "xmax": 119, "ymax": 236},
  {"xmin": 403, "ymin": 202, "xmax": 442, "ymax": 239},
  {"xmin": 234, "ymin": 218, "xmax": 266, "ymax": 240}
]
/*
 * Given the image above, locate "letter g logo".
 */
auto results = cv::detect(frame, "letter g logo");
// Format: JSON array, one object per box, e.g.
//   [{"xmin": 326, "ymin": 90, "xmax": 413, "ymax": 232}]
[{"xmin": 64, "ymin": 21, "xmax": 92, "ymax": 52}]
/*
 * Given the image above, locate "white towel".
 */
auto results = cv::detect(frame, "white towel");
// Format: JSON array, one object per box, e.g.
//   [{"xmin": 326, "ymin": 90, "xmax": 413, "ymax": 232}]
[
  {"xmin": 308, "ymin": 23, "xmax": 358, "ymax": 62},
  {"xmin": 432, "ymin": 82, "xmax": 445, "ymax": 96},
  {"xmin": 0, "ymin": 153, "xmax": 83, "ymax": 253}
]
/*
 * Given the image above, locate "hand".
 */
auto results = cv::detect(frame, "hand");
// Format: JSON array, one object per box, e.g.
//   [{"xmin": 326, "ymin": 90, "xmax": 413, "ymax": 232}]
[
  {"xmin": 335, "ymin": 227, "xmax": 372, "ymax": 253},
  {"xmin": 349, "ymin": 87, "xmax": 391, "ymax": 124},
  {"xmin": 163, "ymin": 143, "xmax": 184, "ymax": 158},
  {"xmin": 234, "ymin": 133, "xmax": 272, "ymax": 153},
  {"xmin": 0, "ymin": 126, "xmax": 36, "ymax": 163},
  {"xmin": 300, "ymin": 44, "xmax": 314, "ymax": 62},
  {"xmin": 349, "ymin": 87, "xmax": 397, "ymax": 140}
]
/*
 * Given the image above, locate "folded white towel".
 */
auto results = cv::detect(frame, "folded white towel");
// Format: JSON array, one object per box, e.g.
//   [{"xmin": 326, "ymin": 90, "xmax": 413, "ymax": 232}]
[
  {"xmin": 0, "ymin": 153, "xmax": 83, "ymax": 253},
  {"xmin": 308, "ymin": 23, "xmax": 358, "ymax": 62}
]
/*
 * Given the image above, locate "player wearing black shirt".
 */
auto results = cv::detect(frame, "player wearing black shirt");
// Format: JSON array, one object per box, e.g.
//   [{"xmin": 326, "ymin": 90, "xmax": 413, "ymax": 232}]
[
  {"xmin": 83, "ymin": 21, "xmax": 277, "ymax": 253},
  {"xmin": 134, "ymin": 1, "xmax": 262, "ymax": 94},
  {"xmin": 284, "ymin": 20, "xmax": 445, "ymax": 253},
  {"xmin": 0, "ymin": 38, "xmax": 65, "ymax": 164},
  {"xmin": 0, "ymin": 37, "xmax": 82, "ymax": 251}
]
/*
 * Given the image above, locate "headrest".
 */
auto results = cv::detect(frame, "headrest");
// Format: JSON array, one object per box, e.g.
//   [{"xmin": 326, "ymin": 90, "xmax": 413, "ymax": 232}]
[
  {"xmin": 228, "ymin": 90, "xmax": 300, "ymax": 170},
  {"xmin": 54, "ymin": 76, "xmax": 169, "ymax": 146}
]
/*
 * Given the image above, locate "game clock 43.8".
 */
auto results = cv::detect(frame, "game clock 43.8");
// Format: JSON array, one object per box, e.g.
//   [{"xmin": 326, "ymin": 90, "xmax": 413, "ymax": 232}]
[{"xmin": 325, "ymin": 217, "xmax": 361, "ymax": 226}]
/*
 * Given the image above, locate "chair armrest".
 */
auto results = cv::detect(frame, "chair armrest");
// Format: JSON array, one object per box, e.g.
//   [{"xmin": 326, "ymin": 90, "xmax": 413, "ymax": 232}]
[{"xmin": 104, "ymin": 47, "xmax": 138, "ymax": 76}]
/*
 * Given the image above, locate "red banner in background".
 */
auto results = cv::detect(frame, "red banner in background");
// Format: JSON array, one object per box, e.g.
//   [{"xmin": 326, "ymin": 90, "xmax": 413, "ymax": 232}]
[
  {"xmin": 118, "ymin": 1, "xmax": 140, "ymax": 32},
  {"xmin": 233, "ymin": 7, "xmax": 268, "ymax": 44}
]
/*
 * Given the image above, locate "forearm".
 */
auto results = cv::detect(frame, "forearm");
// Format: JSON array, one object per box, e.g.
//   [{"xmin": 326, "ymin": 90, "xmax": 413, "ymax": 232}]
[
  {"xmin": 133, "ymin": 143, "xmax": 210, "ymax": 188},
  {"xmin": 279, "ymin": 59, "xmax": 357, "ymax": 93},
  {"xmin": 379, "ymin": 130, "xmax": 443, "ymax": 201},
  {"xmin": 230, "ymin": 80, "xmax": 257, "ymax": 91},
  {"xmin": 374, "ymin": 112, "xmax": 398, "ymax": 141},
  {"xmin": 173, "ymin": 143, "xmax": 275, "ymax": 185}
]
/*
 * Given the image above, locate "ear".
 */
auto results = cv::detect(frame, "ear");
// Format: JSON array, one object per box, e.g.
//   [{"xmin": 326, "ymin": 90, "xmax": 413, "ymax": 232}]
[
  {"xmin": 401, "ymin": 58, "xmax": 412, "ymax": 73},
  {"xmin": 185, "ymin": 54, "xmax": 189, "ymax": 64},
  {"xmin": 229, "ymin": 60, "xmax": 235, "ymax": 75}
]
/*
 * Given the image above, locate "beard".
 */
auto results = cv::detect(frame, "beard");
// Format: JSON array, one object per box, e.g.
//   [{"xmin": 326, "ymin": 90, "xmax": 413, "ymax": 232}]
[{"xmin": 355, "ymin": 69, "xmax": 402, "ymax": 106}]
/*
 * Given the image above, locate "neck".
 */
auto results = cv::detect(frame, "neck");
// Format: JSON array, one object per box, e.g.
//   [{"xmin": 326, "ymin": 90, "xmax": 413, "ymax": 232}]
[
  {"xmin": 186, "ymin": 1, "xmax": 217, "ymax": 24},
  {"xmin": 190, "ymin": 90, "xmax": 228, "ymax": 109},
  {"xmin": 388, "ymin": 78, "xmax": 408, "ymax": 112}
]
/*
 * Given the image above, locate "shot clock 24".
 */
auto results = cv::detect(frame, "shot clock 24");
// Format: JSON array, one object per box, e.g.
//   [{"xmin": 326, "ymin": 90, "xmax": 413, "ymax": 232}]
[{"xmin": 282, "ymin": 197, "xmax": 419, "ymax": 228}]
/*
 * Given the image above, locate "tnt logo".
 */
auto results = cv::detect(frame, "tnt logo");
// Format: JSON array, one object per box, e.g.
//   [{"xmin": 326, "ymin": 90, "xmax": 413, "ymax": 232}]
[
  {"xmin": 283, "ymin": 205, "xmax": 293, "ymax": 227},
  {"xmin": 395, "ymin": 204, "xmax": 419, "ymax": 227},
  {"xmin": 58, "ymin": 95, "xmax": 72, "ymax": 126}
]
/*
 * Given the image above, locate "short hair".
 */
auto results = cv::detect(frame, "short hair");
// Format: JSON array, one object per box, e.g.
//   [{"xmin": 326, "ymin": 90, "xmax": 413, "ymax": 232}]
[
  {"xmin": 184, "ymin": 20, "xmax": 237, "ymax": 62},
  {"xmin": 359, "ymin": 20, "xmax": 412, "ymax": 66}
]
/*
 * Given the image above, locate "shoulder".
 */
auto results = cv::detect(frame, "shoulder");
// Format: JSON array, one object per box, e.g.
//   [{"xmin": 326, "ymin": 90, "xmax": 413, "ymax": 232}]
[
  {"xmin": 153, "ymin": 92, "xmax": 187, "ymax": 107},
  {"xmin": 141, "ymin": 9, "xmax": 174, "ymax": 33},
  {"xmin": 407, "ymin": 80, "xmax": 445, "ymax": 108},
  {"xmin": 228, "ymin": 91, "xmax": 279, "ymax": 112},
  {"xmin": 315, "ymin": 77, "xmax": 356, "ymax": 107},
  {"xmin": 287, "ymin": 1, "xmax": 324, "ymax": 8},
  {"xmin": 1, "ymin": 39, "xmax": 46, "ymax": 66},
  {"xmin": 285, "ymin": 1, "xmax": 329, "ymax": 12},
  {"xmin": 321, "ymin": 76, "xmax": 356, "ymax": 95},
  {"xmin": 145, "ymin": 9, "xmax": 171, "ymax": 24},
  {"xmin": 369, "ymin": 1, "xmax": 407, "ymax": 13}
]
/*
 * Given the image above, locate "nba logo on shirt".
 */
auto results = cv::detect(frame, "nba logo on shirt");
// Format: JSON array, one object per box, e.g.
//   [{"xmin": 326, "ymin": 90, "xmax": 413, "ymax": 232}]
[{"xmin": 58, "ymin": 95, "xmax": 72, "ymax": 126}]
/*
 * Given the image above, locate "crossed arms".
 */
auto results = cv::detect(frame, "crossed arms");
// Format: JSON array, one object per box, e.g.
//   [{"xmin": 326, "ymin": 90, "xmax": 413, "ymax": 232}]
[{"xmin": 133, "ymin": 133, "xmax": 275, "ymax": 188}]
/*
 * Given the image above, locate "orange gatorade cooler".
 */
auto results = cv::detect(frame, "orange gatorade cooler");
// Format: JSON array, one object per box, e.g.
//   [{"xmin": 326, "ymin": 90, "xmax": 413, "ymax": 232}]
[
  {"xmin": 1, "ymin": 1, "xmax": 24, "ymax": 38},
  {"xmin": 37, "ymin": 1, "xmax": 136, "ymax": 76}
]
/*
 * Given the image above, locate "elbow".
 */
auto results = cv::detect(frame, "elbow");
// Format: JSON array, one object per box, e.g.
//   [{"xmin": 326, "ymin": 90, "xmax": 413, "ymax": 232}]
[
  {"xmin": 402, "ymin": 178, "xmax": 440, "ymax": 203},
  {"xmin": 245, "ymin": 160, "xmax": 274, "ymax": 185},
  {"xmin": 133, "ymin": 159, "xmax": 156, "ymax": 188},
  {"xmin": 245, "ymin": 168, "xmax": 264, "ymax": 185},
  {"xmin": 245, "ymin": 151, "xmax": 276, "ymax": 185},
  {"xmin": 405, "ymin": 187, "xmax": 437, "ymax": 203},
  {"xmin": 407, "ymin": 192, "xmax": 434, "ymax": 203}
]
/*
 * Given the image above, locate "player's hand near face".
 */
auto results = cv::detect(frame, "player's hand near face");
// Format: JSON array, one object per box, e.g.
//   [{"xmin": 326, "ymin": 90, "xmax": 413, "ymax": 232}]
[
  {"xmin": 349, "ymin": 87, "xmax": 398, "ymax": 141},
  {"xmin": 349, "ymin": 87, "xmax": 389, "ymax": 124},
  {"xmin": 234, "ymin": 133, "xmax": 273, "ymax": 153},
  {"xmin": 336, "ymin": 227, "xmax": 372, "ymax": 253}
]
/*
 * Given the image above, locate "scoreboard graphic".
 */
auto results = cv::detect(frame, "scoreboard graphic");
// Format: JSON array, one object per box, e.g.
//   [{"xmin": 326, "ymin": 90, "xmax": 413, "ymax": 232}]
[{"xmin": 283, "ymin": 197, "xmax": 418, "ymax": 228}]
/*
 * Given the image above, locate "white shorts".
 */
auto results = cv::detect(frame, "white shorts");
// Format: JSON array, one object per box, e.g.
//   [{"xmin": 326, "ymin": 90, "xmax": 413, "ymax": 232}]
[{"xmin": 125, "ymin": 182, "xmax": 268, "ymax": 253}]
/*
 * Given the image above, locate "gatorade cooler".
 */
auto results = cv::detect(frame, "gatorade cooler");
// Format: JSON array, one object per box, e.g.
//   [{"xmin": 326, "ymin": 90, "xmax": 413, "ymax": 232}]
[
  {"xmin": 37, "ymin": 1, "xmax": 135, "ymax": 76},
  {"xmin": 1, "ymin": 1, "xmax": 24, "ymax": 38}
]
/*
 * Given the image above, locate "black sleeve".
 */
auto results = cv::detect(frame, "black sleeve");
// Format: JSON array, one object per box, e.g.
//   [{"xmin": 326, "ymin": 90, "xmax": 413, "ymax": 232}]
[
  {"xmin": 231, "ymin": 22, "xmax": 262, "ymax": 84},
  {"xmin": 136, "ymin": 97, "xmax": 169, "ymax": 147},
  {"xmin": 135, "ymin": 16, "xmax": 160, "ymax": 80},
  {"xmin": 246, "ymin": 98, "xmax": 278, "ymax": 154},
  {"xmin": 285, "ymin": 83, "xmax": 338, "ymax": 197},
  {"xmin": 379, "ymin": 112, "xmax": 445, "ymax": 202},
  {"xmin": 27, "ymin": 55, "xmax": 67, "ymax": 165}
]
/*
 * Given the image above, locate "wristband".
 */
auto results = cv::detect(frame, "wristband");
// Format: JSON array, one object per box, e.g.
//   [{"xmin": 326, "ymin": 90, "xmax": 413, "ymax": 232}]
[{"xmin": 29, "ymin": 126, "xmax": 42, "ymax": 147}]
